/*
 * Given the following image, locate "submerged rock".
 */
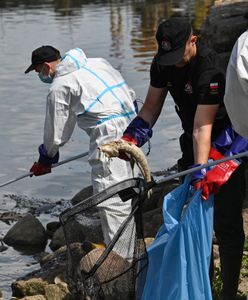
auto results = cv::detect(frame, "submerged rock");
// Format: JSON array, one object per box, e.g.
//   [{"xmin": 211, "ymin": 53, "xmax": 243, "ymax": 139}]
[{"xmin": 0, "ymin": 211, "xmax": 23, "ymax": 224}]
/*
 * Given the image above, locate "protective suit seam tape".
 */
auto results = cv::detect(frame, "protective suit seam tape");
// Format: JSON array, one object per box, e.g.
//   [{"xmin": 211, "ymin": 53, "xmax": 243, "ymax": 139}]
[
  {"xmin": 82, "ymin": 66, "xmax": 129, "ymax": 114},
  {"xmin": 96, "ymin": 111, "xmax": 136, "ymax": 125},
  {"xmin": 79, "ymin": 81, "xmax": 126, "ymax": 115},
  {"xmin": 62, "ymin": 53, "xmax": 81, "ymax": 69}
]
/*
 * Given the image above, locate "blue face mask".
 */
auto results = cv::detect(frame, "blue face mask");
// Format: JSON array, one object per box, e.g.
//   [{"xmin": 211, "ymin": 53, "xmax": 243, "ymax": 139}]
[
  {"xmin": 38, "ymin": 73, "xmax": 53, "ymax": 84},
  {"xmin": 38, "ymin": 65, "xmax": 53, "ymax": 84}
]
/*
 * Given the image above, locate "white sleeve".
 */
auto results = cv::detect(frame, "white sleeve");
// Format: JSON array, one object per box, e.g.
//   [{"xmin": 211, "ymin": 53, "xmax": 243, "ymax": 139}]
[
  {"xmin": 224, "ymin": 31, "xmax": 248, "ymax": 138},
  {"xmin": 237, "ymin": 37, "xmax": 248, "ymax": 95},
  {"xmin": 43, "ymin": 87, "xmax": 77, "ymax": 157}
]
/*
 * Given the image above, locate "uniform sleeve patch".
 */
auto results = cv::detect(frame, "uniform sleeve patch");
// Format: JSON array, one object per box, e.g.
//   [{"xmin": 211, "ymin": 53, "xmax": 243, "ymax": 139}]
[{"xmin": 209, "ymin": 82, "xmax": 219, "ymax": 94}]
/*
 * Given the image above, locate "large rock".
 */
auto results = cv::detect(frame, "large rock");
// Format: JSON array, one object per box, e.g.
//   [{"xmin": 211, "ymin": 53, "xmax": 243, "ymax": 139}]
[
  {"xmin": 11, "ymin": 277, "xmax": 73, "ymax": 300},
  {"xmin": 44, "ymin": 283, "xmax": 71, "ymax": 300},
  {"xmin": 11, "ymin": 278, "xmax": 48, "ymax": 298},
  {"xmin": 3, "ymin": 214, "xmax": 47, "ymax": 247},
  {"xmin": 71, "ymin": 185, "xmax": 93, "ymax": 206},
  {"xmin": 80, "ymin": 248, "xmax": 134, "ymax": 300},
  {"xmin": 201, "ymin": 0, "xmax": 248, "ymax": 70}
]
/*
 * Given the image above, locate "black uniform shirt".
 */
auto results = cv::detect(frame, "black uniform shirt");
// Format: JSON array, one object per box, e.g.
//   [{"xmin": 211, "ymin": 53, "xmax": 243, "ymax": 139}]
[{"xmin": 150, "ymin": 41, "xmax": 230, "ymax": 140}]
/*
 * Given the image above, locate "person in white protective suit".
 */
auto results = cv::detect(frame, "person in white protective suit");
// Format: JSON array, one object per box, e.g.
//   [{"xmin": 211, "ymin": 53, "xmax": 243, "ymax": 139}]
[
  {"xmin": 224, "ymin": 30, "xmax": 248, "ymax": 138},
  {"xmin": 24, "ymin": 45, "xmax": 137, "ymax": 246}
]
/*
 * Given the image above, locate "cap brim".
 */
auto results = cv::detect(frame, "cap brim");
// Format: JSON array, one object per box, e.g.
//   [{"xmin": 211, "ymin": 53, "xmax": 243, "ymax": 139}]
[
  {"xmin": 24, "ymin": 64, "xmax": 36, "ymax": 74},
  {"xmin": 155, "ymin": 45, "xmax": 185, "ymax": 66}
]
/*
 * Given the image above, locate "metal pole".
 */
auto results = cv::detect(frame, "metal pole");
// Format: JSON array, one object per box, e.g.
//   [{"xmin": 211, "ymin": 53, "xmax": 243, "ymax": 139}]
[
  {"xmin": 0, "ymin": 151, "xmax": 89, "ymax": 189},
  {"xmin": 156, "ymin": 150, "xmax": 248, "ymax": 185}
]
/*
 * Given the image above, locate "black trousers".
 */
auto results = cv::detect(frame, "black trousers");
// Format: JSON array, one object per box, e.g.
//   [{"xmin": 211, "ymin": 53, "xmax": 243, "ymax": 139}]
[
  {"xmin": 214, "ymin": 164, "xmax": 245, "ymax": 257},
  {"xmin": 178, "ymin": 132, "xmax": 246, "ymax": 299}
]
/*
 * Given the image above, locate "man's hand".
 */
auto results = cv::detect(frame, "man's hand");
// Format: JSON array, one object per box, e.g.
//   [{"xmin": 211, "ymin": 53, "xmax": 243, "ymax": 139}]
[
  {"xmin": 121, "ymin": 134, "xmax": 138, "ymax": 145},
  {"xmin": 122, "ymin": 116, "xmax": 153, "ymax": 148},
  {"xmin": 190, "ymin": 164, "xmax": 207, "ymax": 190},
  {"xmin": 30, "ymin": 162, "xmax": 51, "ymax": 176},
  {"xmin": 118, "ymin": 115, "xmax": 152, "ymax": 161},
  {"xmin": 201, "ymin": 159, "xmax": 239, "ymax": 200},
  {"xmin": 29, "ymin": 143, "xmax": 59, "ymax": 176},
  {"xmin": 197, "ymin": 128, "xmax": 248, "ymax": 200}
]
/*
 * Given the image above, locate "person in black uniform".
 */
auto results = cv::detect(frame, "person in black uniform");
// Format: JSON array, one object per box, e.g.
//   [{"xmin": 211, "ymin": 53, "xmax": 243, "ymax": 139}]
[{"xmin": 119, "ymin": 18, "xmax": 246, "ymax": 299}]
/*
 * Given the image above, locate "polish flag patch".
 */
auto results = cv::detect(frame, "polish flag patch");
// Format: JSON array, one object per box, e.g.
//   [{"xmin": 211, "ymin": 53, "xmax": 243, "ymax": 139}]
[
  {"xmin": 210, "ymin": 82, "xmax": 218, "ymax": 89},
  {"xmin": 209, "ymin": 82, "xmax": 219, "ymax": 94}
]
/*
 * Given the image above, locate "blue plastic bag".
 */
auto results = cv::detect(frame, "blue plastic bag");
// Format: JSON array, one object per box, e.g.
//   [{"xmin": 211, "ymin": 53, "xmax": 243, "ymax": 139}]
[{"xmin": 141, "ymin": 176, "xmax": 214, "ymax": 300}]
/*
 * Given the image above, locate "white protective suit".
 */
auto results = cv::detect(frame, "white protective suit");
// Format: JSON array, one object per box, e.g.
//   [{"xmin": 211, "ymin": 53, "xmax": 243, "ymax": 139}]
[
  {"xmin": 43, "ymin": 48, "xmax": 137, "ymax": 246},
  {"xmin": 224, "ymin": 30, "xmax": 248, "ymax": 138}
]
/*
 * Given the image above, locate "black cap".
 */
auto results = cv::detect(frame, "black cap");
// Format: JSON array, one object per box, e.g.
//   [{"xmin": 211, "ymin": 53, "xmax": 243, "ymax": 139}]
[
  {"xmin": 155, "ymin": 18, "xmax": 192, "ymax": 66},
  {"xmin": 25, "ymin": 45, "xmax": 61, "ymax": 74}
]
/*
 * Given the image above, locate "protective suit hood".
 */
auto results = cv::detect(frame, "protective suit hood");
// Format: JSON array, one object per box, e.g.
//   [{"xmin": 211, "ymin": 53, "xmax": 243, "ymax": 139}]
[
  {"xmin": 55, "ymin": 48, "xmax": 87, "ymax": 77},
  {"xmin": 237, "ymin": 32, "xmax": 248, "ymax": 95},
  {"xmin": 224, "ymin": 30, "xmax": 248, "ymax": 138}
]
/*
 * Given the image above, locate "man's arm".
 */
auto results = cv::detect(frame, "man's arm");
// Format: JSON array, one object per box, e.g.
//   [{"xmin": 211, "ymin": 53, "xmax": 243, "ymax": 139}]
[
  {"xmin": 30, "ymin": 89, "xmax": 77, "ymax": 177},
  {"xmin": 139, "ymin": 85, "xmax": 168, "ymax": 127},
  {"xmin": 44, "ymin": 89, "xmax": 77, "ymax": 157},
  {"xmin": 193, "ymin": 104, "xmax": 219, "ymax": 164}
]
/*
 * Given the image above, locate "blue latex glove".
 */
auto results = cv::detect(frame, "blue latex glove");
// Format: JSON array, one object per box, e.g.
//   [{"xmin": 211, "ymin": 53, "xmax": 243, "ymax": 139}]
[
  {"xmin": 190, "ymin": 164, "xmax": 208, "ymax": 190},
  {"xmin": 38, "ymin": 144, "xmax": 59, "ymax": 165},
  {"xmin": 123, "ymin": 116, "xmax": 153, "ymax": 147},
  {"xmin": 212, "ymin": 126, "xmax": 248, "ymax": 162},
  {"xmin": 224, "ymin": 135, "xmax": 248, "ymax": 162},
  {"xmin": 30, "ymin": 144, "xmax": 59, "ymax": 177},
  {"xmin": 212, "ymin": 126, "xmax": 237, "ymax": 154},
  {"xmin": 199, "ymin": 128, "xmax": 248, "ymax": 199}
]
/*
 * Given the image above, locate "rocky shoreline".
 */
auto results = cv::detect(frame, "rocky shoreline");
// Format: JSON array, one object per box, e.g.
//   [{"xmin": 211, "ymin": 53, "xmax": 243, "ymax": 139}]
[{"xmin": 0, "ymin": 176, "xmax": 179, "ymax": 300}]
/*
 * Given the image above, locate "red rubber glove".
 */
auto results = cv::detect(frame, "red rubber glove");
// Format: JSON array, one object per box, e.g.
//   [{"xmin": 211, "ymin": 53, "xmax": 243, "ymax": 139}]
[
  {"xmin": 194, "ymin": 180, "xmax": 202, "ymax": 190},
  {"xmin": 122, "ymin": 134, "xmax": 138, "ymax": 145},
  {"xmin": 119, "ymin": 134, "xmax": 138, "ymax": 161},
  {"xmin": 30, "ymin": 162, "xmax": 51, "ymax": 177},
  {"xmin": 201, "ymin": 159, "xmax": 239, "ymax": 200},
  {"xmin": 208, "ymin": 147, "xmax": 225, "ymax": 161},
  {"xmin": 190, "ymin": 147, "xmax": 223, "ymax": 191}
]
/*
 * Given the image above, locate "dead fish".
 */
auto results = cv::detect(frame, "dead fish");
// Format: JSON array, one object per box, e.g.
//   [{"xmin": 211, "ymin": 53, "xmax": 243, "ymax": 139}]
[{"xmin": 98, "ymin": 140, "xmax": 151, "ymax": 182}]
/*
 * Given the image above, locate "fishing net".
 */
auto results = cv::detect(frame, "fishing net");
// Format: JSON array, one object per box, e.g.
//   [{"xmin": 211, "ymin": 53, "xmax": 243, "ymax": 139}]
[{"xmin": 59, "ymin": 177, "xmax": 149, "ymax": 300}]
